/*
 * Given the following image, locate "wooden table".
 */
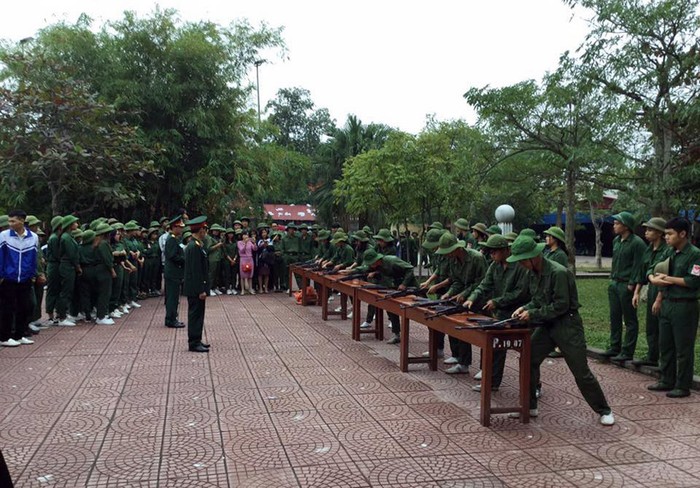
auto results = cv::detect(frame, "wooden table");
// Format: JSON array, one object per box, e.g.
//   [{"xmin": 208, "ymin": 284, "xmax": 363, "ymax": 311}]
[{"xmin": 288, "ymin": 265, "xmax": 320, "ymax": 306}]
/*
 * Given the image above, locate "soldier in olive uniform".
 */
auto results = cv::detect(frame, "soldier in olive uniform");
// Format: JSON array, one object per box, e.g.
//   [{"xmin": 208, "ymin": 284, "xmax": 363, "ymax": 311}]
[
  {"xmin": 358, "ymin": 249, "xmax": 417, "ymax": 344},
  {"xmin": 631, "ymin": 217, "xmax": 667, "ymax": 367},
  {"xmin": 455, "ymin": 218, "xmax": 477, "ymax": 249},
  {"xmin": 299, "ymin": 224, "xmax": 314, "ymax": 262},
  {"xmin": 163, "ymin": 216, "xmax": 186, "ymax": 328},
  {"xmin": 543, "ymin": 226, "xmax": 569, "ymax": 267},
  {"xmin": 206, "ymin": 224, "xmax": 225, "ymax": 295},
  {"xmin": 78, "ymin": 230, "xmax": 99, "ymax": 322},
  {"xmin": 464, "ymin": 234, "xmax": 531, "ymax": 390},
  {"xmin": 56, "ymin": 215, "xmax": 80, "ymax": 326},
  {"xmin": 278, "ymin": 223, "xmax": 302, "ymax": 291},
  {"xmin": 647, "ymin": 217, "xmax": 700, "ymax": 398},
  {"xmin": 108, "ymin": 223, "xmax": 129, "ymax": 318},
  {"xmin": 434, "ymin": 233, "xmax": 487, "ymax": 373},
  {"xmin": 45, "ymin": 216, "xmax": 63, "ymax": 324},
  {"xmin": 93, "ymin": 223, "xmax": 115, "ymax": 324},
  {"xmin": 143, "ymin": 228, "xmax": 161, "ymax": 297},
  {"xmin": 604, "ymin": 211, "xmax": 646, "ymax": 361},
  {"xmin": 184, "ymin": 216, "xmax": 210, "ymax": 353},
  {"xmin": 509, "ymin": 236, "xmax": 615, "ymax": 425},
  {"xmin": 328, "ymin": 232, "xmax": 355, "ymax": 272},
  {"xmin": 359, "ymin": 229, "xmax": 399, "ymax": 329},
  {"xmin": 415, "ymin": 229, "xmax": 449, "ymax": 354}
]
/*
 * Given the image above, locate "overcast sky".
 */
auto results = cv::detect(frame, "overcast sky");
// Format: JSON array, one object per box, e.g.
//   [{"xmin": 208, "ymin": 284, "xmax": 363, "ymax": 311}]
[{"xmin": 1, "ymin": 0, "xmax": 592, "ymax": 134}]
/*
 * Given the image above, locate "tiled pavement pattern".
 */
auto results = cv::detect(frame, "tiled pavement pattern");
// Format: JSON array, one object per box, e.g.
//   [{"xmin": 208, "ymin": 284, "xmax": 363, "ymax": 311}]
[{"xmin": 1, "ymin": 294, "xmax": 700, "ymax": 488}]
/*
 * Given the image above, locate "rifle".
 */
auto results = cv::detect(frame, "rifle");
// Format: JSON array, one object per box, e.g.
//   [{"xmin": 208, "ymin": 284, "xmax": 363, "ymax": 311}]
[
  {"xmin": 359, "ymin": 283, "xmax": 391, "ymax": 290},
  {"xmin": 401, "ymin": 298, "xmax": 456, "ymax": 309},
  {"xmin": 457, "ymin": 317, "xmax": 542, "ymax": 330},
  {"xmin": 376, "ymin": 287, "xmax": 427, "ymax": 302},
  {"xmin": 298, "ymin": 260, "xmax": 317, "ymax": 267},
  {"xmin": 337, "ymin": 272, "xmax": 369, "ymax": 282},
  {"xmin": 424, "ymin": 304, "xmax": 469, "ymax": 320}
]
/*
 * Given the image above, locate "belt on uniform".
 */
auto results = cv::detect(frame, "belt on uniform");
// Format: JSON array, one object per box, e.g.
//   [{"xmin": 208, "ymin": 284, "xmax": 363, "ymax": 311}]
[
  {"xmin": 612, "ymin": 277, "xmax": 628, "ymax": 283},
  {"xmin": 663, "ymin": 297, "xmax": 698, "ymax": 303}
]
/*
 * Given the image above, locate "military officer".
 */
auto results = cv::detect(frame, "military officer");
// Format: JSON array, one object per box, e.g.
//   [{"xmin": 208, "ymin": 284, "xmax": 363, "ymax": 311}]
[
  {"xmin": 509, "ymin": 236, "xmax": 615, "ymax": 425},
  {"xmin": 647, "ymin": 217, "xmax": 700, "ymax": 398},
  {"xmin": 163, "ymin": 216, "xmax": 186, "ymax": 328},
  {"xmin": 604, "ymin": 211, "xmax": 646, "ymax": 362},
  {"xmin": 184, "ymin": 216, "xmax": 210, "ymax": 353}
]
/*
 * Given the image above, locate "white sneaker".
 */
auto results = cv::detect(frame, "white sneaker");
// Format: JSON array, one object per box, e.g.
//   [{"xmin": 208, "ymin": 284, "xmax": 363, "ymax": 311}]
[
  {"xmin": 76, "ymin": 313, "xmax": 86, "ymax": 321},
  {"xmin": 28, "ymin": 323, "xmax": 41, "ymax": 333},
  {"xmin": 334, "ymin": 306, "xmax": 342, "ymax": 312},
  {"xmin": 444, "ymin": 357, "xmax": 459, "ymax": 364},
  {"xmin": 96, "ymin": 317, "xmax": 115, "ymax": 326},
  {"xmin": 18, "ymin": 337, "xmax": 34, "ymax": 345},
  {"xmin": 111, "ymin": 310, "xmax": 123, "ymax": 318},
  {"xmin": 121, "ymin": 306, "xmax": 130, "ymax": 314},
  {"xmin": 226, "ymin": 289, "xmax": 233, "ymax": 295},
  {"xmin": 347, "ymin": 311, "xmax": 352, "ymax": 318},
  {"xmin": 232, "ymin": 289, "xmax": 239, "ymax": 295},
  {"xmin": 509, "ymin": 409, "xmax": 539, "ymax": 419},
  {"xmin": 328, "ymin": 295, "xmax": 335, "ymax": 302},
  {"xmin": 214, "ymin": 289, "xmax": 223, "ymax": 295},
  {"xmin": 474, "ymin": 370, "xmax": 483, "ymax": 380},
  {"xmin": 360, "ymin": 321, "xmax": 372, "ymax": 329},
  {"xmin": 445, "ymin": 364, "xmax": 469, "ymax": 374},
  {"xmin": 0, "ymin": 339, "xmax": 21, "ymax": 347},
  {"xmin": 250, "ymin": 290, "xmax": 256, "ymax": 295},
  {"xmin": 130, "ymin": 301, "xmax": 141, "ymax": 308},
  {"xmin": 600, "ymin": 412, "xmax": 615, "ymax": 426},
  {"xmin": 66, "ymin": 314, "xmax": 80, "ymax": 322},
  {"xmin": 38, "ymin": 320, "xmax": 52, "ymax": 329},
  {"xmin": 422, "ymin": 350, "xmax": 445, "ymax": 358},
  {"xmin": 472, "ymin": 384, "xmax": 500, "ymax": 392},
  {"xmin": 57, "ymin": 319, "xmax": 76, "ymax": 327}
]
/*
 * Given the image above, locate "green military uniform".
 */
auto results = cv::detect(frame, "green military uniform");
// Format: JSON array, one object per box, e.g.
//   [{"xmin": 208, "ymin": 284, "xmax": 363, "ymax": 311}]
[
  {"xmin": 543, "ymin": 226, "xmax": 569, "ymax": 267},
  {"xmin": 299, "ymin": 226, "xmax": 314, "ymax": 261},
  {"xmin": 163, "ymin": 219, "xmax": 186, "ymax": 328},
  {"xmin": 183, "ymin": 217, "xmax": 210, "ymax": 351},
  {"xmin": 44, "ymin": 216, "xmax": 62, "ymax": 319},
  {"xmin": 607, "ymin": 212, "xmax": 646, "ymax": 359},
  {"xmin": 468, "ymin": 234, "xmax": 531, "ymax": 387},
  {"xmin": 330, "ymin": 233, "xmax": 355, "ymax": 268},
  {"xmin": 436, "ymin": 233, "xmax": 486, "ymax": 368},
  {"xmin": 653, "ymin": 241, "xmax": 700, "ymax": 395},
  {"xmin": 205, "ymin": 227, "xmax": 224, "ymax": 293},
  {"xmin": 93, "ymin": 225, "xmax": 115, "ymax": 320},
  {"xmin": 278, "ymin": 225, "xmax": 302, "ymax": 290},
  {"xmin": 143, "ymin": 230, "xmax": 161, "ymax": 295},
  {"xmin": 57, "ymin": 215, "xmax": 80, "ymax": 320},
  {"xmin": 316, "ymin": 231, "xmax": 332, "ymax": 261},
  {"xmin": 508, "ymin": 236, "xmax": 611, "ymax": 416},
  {"xmin": 633, "ymin": 218, "xmax": 668, "ymax": 365},
  {"xmin": 222, "ymin": 232, "xmax": 238, "ymax": 293},
  {"xmin": 109, "ymin": 225, "xmax": 128, "ymax": 314},
  {"xmin": 78, "ymin": 231, "xmax": 100, "ymax": 320}
]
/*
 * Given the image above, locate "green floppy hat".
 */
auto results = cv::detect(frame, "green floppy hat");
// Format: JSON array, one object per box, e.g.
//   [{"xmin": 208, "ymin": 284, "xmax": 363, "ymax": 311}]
[
  {"xmin": 210, "ymin": 224, "xmax": 225, "ymax": 232},
  {"xmin": 61, "ymin": 215, "xmax": 79, "ymax": 229},
  {"xmin": 71, "ymin": 228, "xmax": 83, "ymax": 239},
  {"xmin": 94, "ymin": 223, "xmax": 113, "ymax": 236},
  {"xmin": 487, "ymin": 225, "xmax": 502, "ymax": 235},
  {"xmin": 317, "ymin": 230, "xmax": 331, "ymax": 240},
  {"xmin": 124, "ymin": 221, "xmax": 140, "ymax": 231},
  {"xmin": 543, "ymin": 226, "xmax": 566, "ymax": 243},
  {"xmin": 422, "ymin": 229, "xmax": 445, "ymax": 250},
  {"xmin": 429, "ymin": 221, "xmax": 443, "ymax": 230},
  {"xmin": 353, "ymin": 230, "xmax": 370, "ymax": 242},
  {"xmin": 330, "ymin": 232, "xmax": 348, "ymax": 244},
  {"xmin": 504, "ymin": 231, "xmax": 518, "ymax": 242},
  {"xmin": 519, "ymin": 228, "xmax": 538, "ymax": 241},
  {"xmin": 361, "ymin": 248, "xmax": 384, "ymax": 267},
  {"xmin": 642, "ymin": 217, "xmax": 666, "ymax": 233},
  {"xmin": 51, "ymin": 215, "xmax": 63, "ymax": 232},
  {"xmin": 373, "ymin": 228, "xmax": 393, "ymax": 242},
  {"xmin": 480, "ymin": 234, "xmax": 510, "ymax": 249},
  {"xmin": 81, "ymin": 230, "xmax": 96, "ymax": 244},
  {"xmin": 435, "ymin": 232, "xmax": 466, "ymax": 255},
  {"xmin": 612, "ymin": 211, "xmax": 636, "ymax": 230},
  {"xmin": 654, "ymin": 257, "xmax": 670, "ymax": 275},
  {"xmin": 454, "ymin": 218, "xmax": 470, "ymax": 231},
  {"xmin": 0, "ymin": 215, "xmax": 8, "ymax": 228},
  {"xmin": 112, "ymin": 222, "xmax": 125, "ymax": 231},
  {"xmin": 471, "ymin": 222, "xmax": 490, "ymax": 237},
  {"xmin": 26, "ymin": 215, "xmax": 41, "ymax": 226},
  {"xmin": 506, "ymin": 236, "xmax": 547, "ymax": 263}
]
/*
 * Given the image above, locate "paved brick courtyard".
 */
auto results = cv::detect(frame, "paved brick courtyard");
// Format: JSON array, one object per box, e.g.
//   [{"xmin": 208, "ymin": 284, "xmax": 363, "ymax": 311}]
[{"xmin": 1, "ymin": 293, "xmax": 699, "ymax": 487}]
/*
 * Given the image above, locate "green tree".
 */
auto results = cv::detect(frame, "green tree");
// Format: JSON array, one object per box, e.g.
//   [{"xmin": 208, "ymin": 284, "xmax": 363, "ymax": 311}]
[{"xmin": 567, "ymin": 0, "xmax": 700, "ymax": 216}]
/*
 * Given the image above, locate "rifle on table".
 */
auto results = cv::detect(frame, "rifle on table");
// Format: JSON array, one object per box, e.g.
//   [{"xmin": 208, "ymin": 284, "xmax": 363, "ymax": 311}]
[
  {"xmin": 298, "ymin": 259, "xmax": 317, "ymax": 267},
  {"xmin": 457, "ymin": 317, "xmax": 541, "ymax": 330},
  {"xmin": 359, "ymin": 283, "xmax": 391, "ymax": 291},
  {"xmin": 424, "ymin": 304, "xmax": 469, "ymax": 320},
  {"xmin": 401, "ymin": 298, "xmax": 456, "ymax": 309},
  {"xmin": 336, "ymin": 272, "xmax": 369, "ymax": 282},
  {"xmin": 376, "ymin": 287, "xmax": 427, "ymax": 302}
]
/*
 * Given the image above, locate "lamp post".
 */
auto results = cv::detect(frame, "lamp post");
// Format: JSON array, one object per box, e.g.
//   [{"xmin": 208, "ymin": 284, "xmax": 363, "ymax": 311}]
[{"xmin": 254, "ymin": 59, "xmax": 265, "ymax": 126}]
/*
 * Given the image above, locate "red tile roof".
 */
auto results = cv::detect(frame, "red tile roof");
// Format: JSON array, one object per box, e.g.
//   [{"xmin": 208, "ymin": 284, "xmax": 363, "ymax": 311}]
[{"xmin": 264, "ymin": 204, "xmax": 317, "ymax": 222}]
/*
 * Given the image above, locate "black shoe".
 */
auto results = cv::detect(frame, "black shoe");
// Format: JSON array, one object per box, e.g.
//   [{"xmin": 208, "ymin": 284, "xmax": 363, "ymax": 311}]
[
  {"xmin": 601, "ymin": 349, "xmax": 620, "ymax": 357},
  {"xmin": 177, "ymin": 321, "xmax": 186, "ymax": 327},
  {"xmin": 611, "ymin": 354, "xmax": 632, "ymax": 362},
  {"xmin": 189, "ymin": 344, "xmax": 209, "ymax": 353},
  {"xmin": 666, "ymin": 389, "xmax": 690, "ymax": 398},
  {"xmin": 165, "ymin": 323, "xmax": 185, "ymax": 328},
  {"xmin": 201, "ymin": 343, "xmax": 211, "ymax": 348},
  {"xmin": 647, "ymin": 382, "xmax": 673, "ymax": 392},
  {"xmin": 548, "ymin": 350, "xmax": 563, "ymax": 358},
  {"xmin": 630, "ymin": 358, "xmax": 656, "ymax": 367}
]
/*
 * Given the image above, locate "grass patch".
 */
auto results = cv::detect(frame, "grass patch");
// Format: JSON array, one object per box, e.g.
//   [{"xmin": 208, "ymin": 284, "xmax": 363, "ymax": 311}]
[{"xmin": 578, "ymin": 278, "xmax": 700, "ymax": 376}]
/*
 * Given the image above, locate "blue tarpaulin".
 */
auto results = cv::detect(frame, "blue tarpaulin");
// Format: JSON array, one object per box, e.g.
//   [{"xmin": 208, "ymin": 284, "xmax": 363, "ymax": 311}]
[{"xmin": 539, "ymin": 212, "xmax": 614, "ymax": 226}]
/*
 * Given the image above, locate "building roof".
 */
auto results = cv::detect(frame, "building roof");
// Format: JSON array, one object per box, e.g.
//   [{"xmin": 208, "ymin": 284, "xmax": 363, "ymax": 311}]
[{"xmin": 264, "ymin": 204, "xmax": 317, "ymax": 222}]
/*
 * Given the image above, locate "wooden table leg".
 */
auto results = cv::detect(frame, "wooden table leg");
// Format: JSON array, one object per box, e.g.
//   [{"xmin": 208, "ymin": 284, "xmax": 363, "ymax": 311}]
[
  {"xmin": 301, "ymin": 274, "xmax": 308, "ymax": 305},
  {"xmin": 428, "ymin": 329, "xmax": 438, "ymax": 371},
  {"xmin": 400, "ymin": 314, "xmax": 410, "ymax": 372},
  {"xmin": 340, "ymin": 293, "xmax": 347, "ymax": 320},
  {"xmin": 352, "ymin": 293, "xmax": 361, "ymax": 341},
  {"xmin": 321, "ymin": 283, "xmax": 329, "ymax": 321},
  {"xmin": 480, "ymin": 343, "xmax": 494, "ymax": 427},
  {"xmin": 376, "ymin": 309, "xmax": 384, "ymax": 341},
  {"xmin": 520, "ymin": 334, "xmax": 531, "ymax": 424}
]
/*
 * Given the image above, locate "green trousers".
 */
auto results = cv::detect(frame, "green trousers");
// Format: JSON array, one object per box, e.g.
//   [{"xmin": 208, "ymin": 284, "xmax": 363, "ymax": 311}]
[
  {"xmin": 208, "ymin": 259, "xmax": 221, "ymax": 292},
  {"xmin": 658, "ymin": 300, "xmax": 699, "ymax": 391},
  {"xmin": 187, "ymin": 295, "xmax": 206, "ymax": 347},
  {"xmin": 81, "ymin": 267, "xmax": 112, "ymax": 319},
  {"xmin": 79, "ymin": 267, "xmax": 97, "ymax": 318},
  {"xmin": 608, "ymin": 281, "xmax": 638, "ymax": 356},
  {"xmin": 45, "ymin": 262, "xmax": 60, "ymax": 316},
  {"xmin": 30, "ymin": 281, "xmax": 44, "ymax": 323},
  {"xmin": 164, "ymin": 278, "xmax": 181, "ymax": 326},
  {"xmin": 144, "ymin": 258, "xmax": 160, "ymax": 292},
  {"xmin": 644, "ymin": 285, "xmax": 661, "ymax": 363},
  {"xmin": 529, "ymin": 312, "xmax": 611, "ymax": 415},
  {"xmin": 110, "ymin": 267, "xmax": 124, "ymax": 312},
  {"xmin": 128, "ymin": 265, "xmax": 139, "ymax": 301},
  {"xmin": 57, "ymin": 262, "xmax": 76, "ymax": 318}
]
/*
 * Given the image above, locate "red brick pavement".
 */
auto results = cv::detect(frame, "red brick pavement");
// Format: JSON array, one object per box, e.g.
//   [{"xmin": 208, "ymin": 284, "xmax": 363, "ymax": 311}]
[{"xmin": 1, "ymin": 293, "xmax": 699, "ymax": 487}]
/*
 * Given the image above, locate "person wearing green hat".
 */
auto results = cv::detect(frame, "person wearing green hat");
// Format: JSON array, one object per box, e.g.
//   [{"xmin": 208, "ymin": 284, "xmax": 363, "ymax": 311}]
[
  {"xmin": 44, "ymin": 216, "xmax": 63, "ymax": 325},
  {"xmin": 455, "ymin": 218, "xmax": 478, "ymax": 249},
  {"xmin": 56, "ymin": 215, "xmax": 81, "ymax": 326},
  {"xmin": 77, "ymin": 230, "xmax": 100, "ymax": 323},
  {"xmin": 90, "ymin": 223, "xmax": 116, "ymax": 324},
  {"xmin": 205, "ymin": 224, "xmax": 225, "ymax": 296},
  {"xmin": 543, "ymin": 226, "xmax": 569, "ymax": 268},
  {"xmin": 646, "ymin": 217, "xmax": 700, "ymax": 398},
  {"xmin": 314, "ymin": 230, "xmax": 332, "ymax": 263},
  {"xmin": 373, "ymin": 228, "xmax": 397, "ymax": 256},
  {"xmin": 328, "ymin": 232, "xmax": 354, "ymax": 273},
  {"xmin": 508, "ymin": 235, "xmax": 614, "ymax": 425},
  {"xmin": 630, "ymin": 217, "xmax": 668, "ymax": 367},
  {"xmin": 24, "ymin": 216, "xmax": 47, "ymax": 332},
  {"xmin": 163, "ymin": 215, "xmax": 186, "ymax": 328},
  {"xmin": 519, "ymin": 228, "xmax": 539, "ymax": 241},
  {"xmin": 122, "ymin": 222, "xmax": 144, "ymax": 308},
  {"xmin": 464, "ymin": 234, "xmax": 531, "ymax": 390},
  {"xmin": 434, "ymin": 232, "xmax": 486, "ymax": 373},
  {"xmin": 183, "ymin": 216, "xmax": 211, "ymax": 352},
  {"xmin": 604, "ymin": 211, "xmax": 646, "ymax": 361},
  {"xmin": 299, "ymin": 224, "xmax": 314, "ymax": 263},
  {"xmin": 142, "ymin": 228, "xmax": 161, "ymax": 297},
  {"xmin": 487, "ymin": 225, "xmax": 502, "ymax": 236},
  {"xmin": 399, "ymin": 230, "xmax": 418, "ymax": 266},
  {"xmin": 504, "ymin": 231, "xmax": 518, "ymax": 243},
  {"xmin": 109, "ymin": 223, "xmax": 131, "ymax": 318},
  {"xmin": 222, "ymin": 228, "xmax": 239, "ymax": 295},
  {"xmin": 278, "ymin": 223, "xmax": 302, "ymax": 292},
  {"xmin": 357, "ymin": 248, "xmax": 418, "ymax": 344},
  {"xmin": 429, "ymin": 221, "xmax": 444, "ymax": 230}
]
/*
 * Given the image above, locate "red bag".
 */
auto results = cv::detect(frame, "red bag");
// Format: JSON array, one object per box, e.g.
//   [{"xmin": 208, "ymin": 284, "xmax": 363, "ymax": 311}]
[
  {"xmin": 295, "ymin": 286, "xmax": 318, "ymax": 305},
  {"xmin": 242, "ymin": 263, "xmax": 252, "ymax": 273}
]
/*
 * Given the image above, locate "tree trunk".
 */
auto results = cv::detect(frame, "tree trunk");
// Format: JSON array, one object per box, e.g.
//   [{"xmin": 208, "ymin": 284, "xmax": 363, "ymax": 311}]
[
  {"xmin": 48, "ymin": 180, "xmax": 61, "ymax": 216},
  {"xmin": 589, "ymin": 200, "xmax": 603, "ymax": 269},
  {"xmin": 565, "ymin": 164, "xmax": 576, "ymax": 274},
  {"xmin": 556, "ymin": 201, "xmax": 564, "ymax": 228}
]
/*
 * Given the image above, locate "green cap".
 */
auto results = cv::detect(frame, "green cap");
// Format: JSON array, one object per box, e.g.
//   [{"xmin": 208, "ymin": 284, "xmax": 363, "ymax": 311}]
[
  {"xmin": 183, "ymin": 230, "xmax": 192, "ymax": 240},
  {"xmin": 0, "ymin": 215, "xmax": 8, "ymax": 228},
  {"xmin": 642, "ymin": 217, "xmax": 666, "ymax": 233},
  {"xmin": 504, "ymin": 231, "xmax": 518, "ymax": 242},
  {"xmin": 506, "ymin": 236, "xmax": 547, "ymax": 263},
  {"xmin": 112, "ymin": 222, "xmax": 125, "ymax": 231},
  {"xmin": 148, "ymin": 227, "xmax": 159, "ymax": 235},
  {"xmin": 299, "ymin": 224, "xmax": 309, "ymax": 231},
  {"xmin": 471, "ymin": 223, "xmax": 489, "ymax": 237},
  {"xmin": 373, "ymin": 228, "xmax": 393, "ymax": 242},
  {"xmin": 61, "ymin": 215, "xmax": 79, "ymax": 229},
  {"xmin": 225, "ymin": 227, "xmax": 235, "ymax": 234},
  {"xmin": 186, "ymin": 216, "xmax": 208, "ymax": 230},
  {"xmin": 36, "ymin": 228, "xmax": 46, "ymax": 236},
  {"xmin": 94, "ymin": 223, "xmax": 113, "ymax": 236},
  {"xmin": 210, "ymin": 224, "xmax": 225, "ymax": 232},
  {"xmin": 51, "ymin": 216, "xmax": 63, "ymax": 232},
  {"xmin": 422, "ymin": 229, "xmax": 446, "ymax": 250},
  {"xmin": 149, "ymin": 220, "xmax": 160, "ymax": 228},
  {"xmin": 612, "ymin": 211, "xmax": 636, "ymax": 230},
  {"xmin": 257, "ymin": 222, "xmax": 269, "ymax": 230},
  {"xmin": 362, "ymin": 225, "xmax": 372, "ymax": 234},
  {"xmin": 519, "ymin": 228, "xmax": 538, "ymax": 241},
  {"xmin": 286, "ymin": 222, "xmax": 297, "ymax": 230},
  {"xmin": 481, "ymin": 234, "xmax": 510, "ymax": 249},
  {"xmin": 317, "ymin": 230, "xmax": 331, "ymax": 240},
  {"xmin": 543, "ymin": 226, "xmax": 566, "ymax": 243},
  {"xmin": 654, "ymin": 257, "xmax": 670, "ymax": 275},
  {"xmin": 487, "ymin": 225, "xmax": 502, "ymax": 236},
  {"xmin": 81, "ymin": 230, "xmax": 96, "ymax": 244},
  {"xmin": 330, "ymin": 232, "xmax": 348, "ymax": 244},
  {"xmin": 435, "ymin": 232, "xmax": 466, "ymax": 255},
  {"xmin": 429, "ymin": 221, "xmax": 443, "ymax": 230},
  {"xmin": 71, "ymin": 228, "xmax": 83, "ymax": 239},
  {"xmin": 353, "ymin": 230, "xmax": 370, "ymax": 242},
  {"xmin": 124, "ymin": 221, "xmax": 140, "ymax": 231},
  {"xmin": 233, "ymin": 220, "xmax": 242, "ymax": 225},
  {"xmin": 361, "ymin": 249, "xmax": 384, "ymax": 267},
  {"xmin": 26, "ymin": 215, "xmax": 41, "ymax": 226},
  {"xmin": 454, "ymin": 218, "xmax": 470, "ymax": 231},
  {"xmin": 159, "ymin": 216, "xmax": 169, "ymax": 223}
]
